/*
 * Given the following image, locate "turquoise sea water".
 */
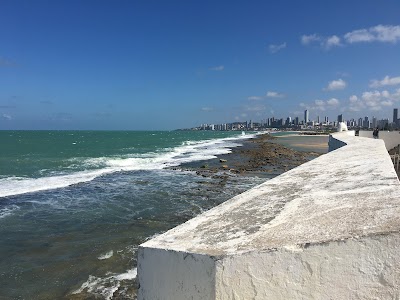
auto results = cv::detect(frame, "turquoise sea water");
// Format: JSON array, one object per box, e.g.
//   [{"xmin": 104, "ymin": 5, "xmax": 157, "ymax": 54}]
[{"xmin": 0, "ymin": 130, "xmax": 267, "ymax": 299}]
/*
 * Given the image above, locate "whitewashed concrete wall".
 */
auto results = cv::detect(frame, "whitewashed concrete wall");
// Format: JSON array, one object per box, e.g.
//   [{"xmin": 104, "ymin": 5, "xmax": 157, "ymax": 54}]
[
  {"xmin": 138, "ymin": 132, "xmax": 400, "ymax": 300},
  {"xmin": 359, "ymin": 130, "xmax": 400, "ymax": 150},
  {"xmin": 328, "ymin": 130, "xmax": 354, "ymax": 151}
]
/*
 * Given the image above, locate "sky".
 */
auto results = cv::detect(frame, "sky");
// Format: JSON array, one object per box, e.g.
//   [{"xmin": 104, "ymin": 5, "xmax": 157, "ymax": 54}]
[{"xmin": 1, "ymin": 0, "xmax": 400, "ymax": 130}]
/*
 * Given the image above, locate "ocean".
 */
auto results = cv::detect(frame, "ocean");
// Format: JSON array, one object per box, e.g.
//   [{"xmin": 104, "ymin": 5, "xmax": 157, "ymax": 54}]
[{"xmin": 0, "ymin": 130, "xmax": 269, "ymax": 299}]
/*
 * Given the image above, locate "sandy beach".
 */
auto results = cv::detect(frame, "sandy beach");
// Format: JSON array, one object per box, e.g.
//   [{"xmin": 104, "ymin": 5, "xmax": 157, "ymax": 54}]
[{"xmin": 272, "ymin": 134, "xmax": 329, "ymax": 153}]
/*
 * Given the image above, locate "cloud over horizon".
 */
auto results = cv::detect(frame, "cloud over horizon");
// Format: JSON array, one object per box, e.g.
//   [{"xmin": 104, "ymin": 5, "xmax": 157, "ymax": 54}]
[
  {"xmin": 201, "ymin": 107, "xmax": 214, "ymax": 112},
  {"xmin": 269, "ymin": 42, "xmax": 287, "ymax": 54},
  {"xmin": 266, "ymin": 91, "xmax": 285, "ymax": 98},
  {"xmin": 301, "ymin": 24, "xmax": 400, "ymax": 49},
  {"xmin": 345, "ymin": 25, "xmax": 400, "ymax": 44},
  {"xmin": 313, "ymin": 98, "xmax": 340, "ymax": 111},
  {"xmin": 300, "ymin": 34, "xmax": 342, "ymax": 49},
  {"xmin": 347, "ymin": 89, "xmax": 400, "ymax": 112},
  {"xmin": 300, "ymin": 97, "xmax": 341, "ymax": 112},
  {"xmin": 209, "ymin": 65, "xmax": 224, "ymax": 71},
  {"xmin": 325, "ymin": 79, "xmax": 347, "ymax": 91},
  {"xmin": 370, "ymin": 75, "xmax": 400, "ymax": 88},
  {"xmin": 1, "ymin": 113, "xmax": 13, "ymax": 120},
  {"xmin": 247, "ymin": 96, "xmax": 263, "ymax": 101},
  {"xmin": 248, "ymin": 91, "xmax": 285, "ymax": 101}
]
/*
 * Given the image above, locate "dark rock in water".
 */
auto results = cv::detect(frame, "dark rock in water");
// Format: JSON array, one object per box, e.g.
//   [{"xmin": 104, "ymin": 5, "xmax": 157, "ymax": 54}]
[{"xmin": 170, "ymin": 133, "xmax": 321, "ymax": 181}]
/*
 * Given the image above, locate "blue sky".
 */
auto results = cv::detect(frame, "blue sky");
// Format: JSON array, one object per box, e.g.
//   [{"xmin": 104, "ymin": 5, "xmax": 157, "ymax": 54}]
[{"xmin": 1, "ymin": 0, "xmax": 400, "ymax": 130}]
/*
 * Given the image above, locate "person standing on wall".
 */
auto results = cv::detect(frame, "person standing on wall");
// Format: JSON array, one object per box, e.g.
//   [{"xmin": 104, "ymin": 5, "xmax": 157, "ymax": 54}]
[{"xmin": 373, "ymin": 127, "xmax": 379, "ymax": 139}]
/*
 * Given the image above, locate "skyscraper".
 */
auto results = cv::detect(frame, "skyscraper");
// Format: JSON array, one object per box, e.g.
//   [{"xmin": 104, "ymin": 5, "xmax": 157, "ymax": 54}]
[
  {"xmin": 372, "ymin": 117, "xmax": 377, "ymax": 129},
  {"xmin": 393, "ymin": 108, "xmax": 398, "ymax": 124},
  {"xmin": 304, "ymin": 110, "xmax": 309, "ymax": 124},
  {"xmin": 363, "ymin": 116, "xmax": 370, "ymax": 129},
  {"xmin": 337, "ymin": 114, "xmax": 343, "ymax": 123}
]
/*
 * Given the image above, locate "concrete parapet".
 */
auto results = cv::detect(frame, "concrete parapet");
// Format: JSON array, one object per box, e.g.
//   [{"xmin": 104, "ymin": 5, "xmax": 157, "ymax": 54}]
[
  {"xmin": 328, "ymin": 130, "xmax": 355, "ymax": 151},
  {"xmin": 359, "ymin": 130, "xmax": 400, "ymax": 150},
  {"xmin": 138, "ymin": 132, "xmax": 400, "ymax": 299}
]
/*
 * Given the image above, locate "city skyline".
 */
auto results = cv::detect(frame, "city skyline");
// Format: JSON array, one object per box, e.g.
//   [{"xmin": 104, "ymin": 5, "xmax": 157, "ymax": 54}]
[
  {"xmin": 193, "ymin": 107, "xmax": 400, "ymax": 131},
  {"xmin": 1, "ymin": 1, "xmax": 400, "ymax": 130}
]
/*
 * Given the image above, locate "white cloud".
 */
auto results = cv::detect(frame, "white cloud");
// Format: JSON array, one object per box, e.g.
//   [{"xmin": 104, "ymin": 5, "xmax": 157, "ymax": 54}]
[
  {"xmin": 381, "ymin": 100, "xmax": 393, "ymax": 106},
  {"xmin": 393, "ymin": 88, "xmax": 400, "ymax": 99},
  {"xmin": 369, "ymin": 75, "xmax": 400, "ymax": 88},
  {"xmin": 314, "ymin": 100, "xmax": 326, "ymax": 111},
  {"xmin": 381, "ymin": 90, "xmax": 390, "ymax": 98},
  {"xmin": 209, "ymin": 65, "xmax": 224, "ymax": 71},
  {"xmin": 348, "ymin": 95, "xmax": 364, "ymax": 112},
  {"xmin": 269, "ymin": 42, "xmax": 287, "ymax": 54},
  {"xmin": 325, "ymin": 79, "xmax": 347, "ymax": 91},
  {"xmin": 327, "ymin": 98, "xmax": 340, "ymax": 106},
  {"xmin": 1, "ymin": 113, "xmax": 12, "ymax": 120},
  {"xmin": 266, "ymin": 91, "xmax": 285, "ymax": 98},
  {"xmin": 345, "ymin": 25, "xmax": 400, "ymax": 43},
  {"xmin": 301, "ymin": 34, "xmax": 320, "ymax": 45},
  {"xmin": 362, "ymin": 90, "xmax": 389, "ymax": 102},
  {"xmin": 309, "ymin": 98, "xmax": 340, "ymax": 111},
  {"xmin": 302, "ymin": 25, "xmax": 400, "ymax": 50},
  {"xmin": 247, "ymin": 96, "xmax": 263, "ymax": 101},
  {"xmin": 347, "ymin": 89, "xmax": 399, "ymax": 112},
  {"xmin": 247, "ymin": 91, "xmax": 285, "ymax": 101},
  {"xmin": 349, "ymin": 95, "xmax": 358, "ymax": 103},
  {"xmin": 244, "ymin": 104, "xmax": 266, "ymax": 112},
  {"xmin": 325, "ymin": 35, "xmax": 342, "ymax": 49},
  {"xmin": 344, "ymin": 29, "xmax": 374, "ymax": 43},
  {"xmin": 201, "ymin": 107, "xmax": 214, "ymax": 112},
  {"xmin": 300, "ymin": 34, "xmax": 341, "ymax": 49}
]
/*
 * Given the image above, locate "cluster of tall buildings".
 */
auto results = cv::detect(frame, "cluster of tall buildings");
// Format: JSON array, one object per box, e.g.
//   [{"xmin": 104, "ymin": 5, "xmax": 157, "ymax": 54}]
[
  {"xmin": 191, "ymin": 108, "xmax": 400, "ymax": 131},
  {"xmin": 334, "ymin": 108, "xmax": 399, "ymax": 130},
  {"xmin": 301, "ymin": 108, "xmax": 400, "ymax": 130}
]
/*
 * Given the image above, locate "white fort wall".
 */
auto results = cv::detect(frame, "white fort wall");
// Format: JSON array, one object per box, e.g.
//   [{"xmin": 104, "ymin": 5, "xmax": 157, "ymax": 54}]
[
  {"xmin": 358, "ymin": 130, "xmax": 400, "ymax": 151},
  {"xmin": 138, "ymin": 132, "xmax": 400, "ymax": 300}
]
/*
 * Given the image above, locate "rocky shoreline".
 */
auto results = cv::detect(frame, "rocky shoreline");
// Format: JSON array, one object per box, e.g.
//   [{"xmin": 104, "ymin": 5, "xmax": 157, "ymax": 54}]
[{"xmin": 172, "ymin": 133, "xmax": 322, "ymax": 179}]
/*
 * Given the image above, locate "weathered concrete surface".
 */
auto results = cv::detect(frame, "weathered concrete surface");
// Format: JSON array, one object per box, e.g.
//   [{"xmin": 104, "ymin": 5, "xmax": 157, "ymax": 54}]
[
  {"xmin": 216, "ymin": 233, "xmax": 400, "ymax": 299},
  {"xmin": 138, "ymin": 248, "xmax": 216, "ymax": 299},
  {"xmin": 138, "ymin": 132, "xmax": 400, "ymax": 299},
  {"xmin": 359, "ymin": 130, "xmax": 400, "ymax": 150}
]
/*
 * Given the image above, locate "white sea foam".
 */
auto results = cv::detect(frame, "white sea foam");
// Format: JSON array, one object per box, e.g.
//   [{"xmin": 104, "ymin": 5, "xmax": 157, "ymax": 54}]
[
  {"xmin": 0, "ymin": 205, "xmax": 20, "ymax": 219},
  {"xmin": 0, "ymin": 133, "xmax": 256, "ymax": 198},
  {"xmin": 98, "ymin": 250, "xmax": 114, "ymax": 260},
  {"xmin": 0, "ymin": 169, "xmax": 111, "ymax": 198},
  {"xmin": 72, "ymin": 268, "xmax": 137, "ymax": 300}
]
